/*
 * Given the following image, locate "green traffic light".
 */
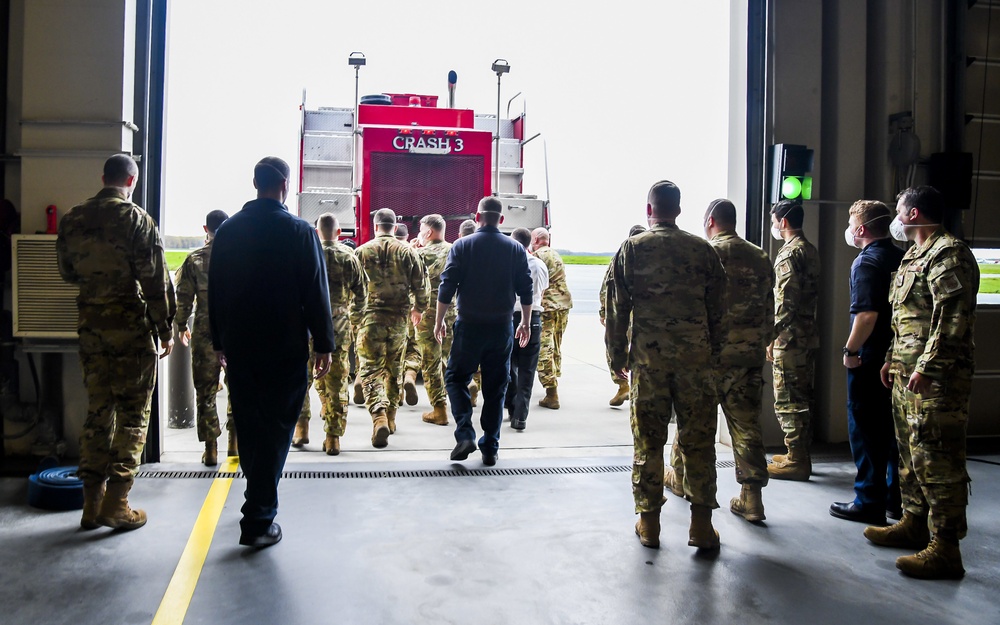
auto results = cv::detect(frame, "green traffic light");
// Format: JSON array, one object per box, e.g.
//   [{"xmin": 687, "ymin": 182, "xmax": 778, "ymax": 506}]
[
  {"xmin": 801, "ymin": 177, "xmax": 812, "ymax": 200},
  {"xmin": 781, "ymin": 176, "xmax": 802, "ymax": 199}
]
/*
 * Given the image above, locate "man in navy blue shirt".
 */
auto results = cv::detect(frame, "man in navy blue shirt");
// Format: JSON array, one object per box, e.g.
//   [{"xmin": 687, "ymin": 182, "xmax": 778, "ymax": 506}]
[
  {"xmin": 831, "ymin": 200, "xmax": 904, "ymax": 525},
  {"xmin": 209, "ymin": 156, "xmax": 334, "ymax": 548},
  {"xmin": 435, "ymin": 197, "xmax": 533, "ymax": 465}
]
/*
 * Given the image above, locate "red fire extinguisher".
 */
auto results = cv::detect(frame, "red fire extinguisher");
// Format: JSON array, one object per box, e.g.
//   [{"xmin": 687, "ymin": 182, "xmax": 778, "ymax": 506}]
[{"xmin": 45, "ymin": 205, "xmax": 57, "ymax": 234}]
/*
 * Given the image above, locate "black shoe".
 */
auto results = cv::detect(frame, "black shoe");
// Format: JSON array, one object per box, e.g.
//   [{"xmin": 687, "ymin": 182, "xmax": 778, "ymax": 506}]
[
  {"xmin": 511, "ymin": 418, "xmax": 526, "ymax": 431},
  {"xmin": 482, "ymin": 451, "xmax": 497, "ymax": 466},
  {"xmin": 830, "ymin": 502, "xmax": 886, "ymax": 525},
  {"xmin": 239, "ymin": 523, "xmax": 282, "ymax": 548},
  {"xmin": 450, "ymin": 440, "xmax": 477, "ymax": 461}
]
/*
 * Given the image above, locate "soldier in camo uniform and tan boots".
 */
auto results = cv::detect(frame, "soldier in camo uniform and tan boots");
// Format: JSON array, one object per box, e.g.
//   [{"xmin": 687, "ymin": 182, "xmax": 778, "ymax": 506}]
[
  {"xmin": 532, "ymin": 227, "xmax": 573, "ymax": 410},
  {"xmin": 599, "ymin": 224, "xmax": 646, "ymax": 406},
  {"xmin": 605, "ymin": 181, "xmax": 727, "ymax": 551},
  {"xmin": 57, "ymin": 154, "xmax": 175, "ymax": 531},
  {"xmin": 174, "ymin": 209, "xmax": 236, "ymax": 466},
  {"xmin": 414, "ymin": 214, "xmax": 455, "ymax": 426},
  {"xmin": 865, "ymin": 186, "xmax": 979, "ymax": 580}
]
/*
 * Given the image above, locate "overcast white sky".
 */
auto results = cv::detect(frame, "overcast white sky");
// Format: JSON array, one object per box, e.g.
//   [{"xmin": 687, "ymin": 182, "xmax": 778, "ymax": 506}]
[{"xmin": 163, "ymin": 1, "xmax": 730, "ymax": 252}]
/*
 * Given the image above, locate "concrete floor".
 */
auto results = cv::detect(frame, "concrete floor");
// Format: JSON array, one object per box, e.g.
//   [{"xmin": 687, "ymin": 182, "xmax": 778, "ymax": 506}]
[{"xmin": 3, "ymin": 268, "xmax": 998, "ymax": 624}]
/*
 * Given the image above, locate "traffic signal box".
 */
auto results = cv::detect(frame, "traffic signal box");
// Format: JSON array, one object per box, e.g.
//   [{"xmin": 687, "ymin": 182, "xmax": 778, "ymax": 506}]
[{"xmin": 768, "ymin": 144, "xmax": 814, "ymax": 204}]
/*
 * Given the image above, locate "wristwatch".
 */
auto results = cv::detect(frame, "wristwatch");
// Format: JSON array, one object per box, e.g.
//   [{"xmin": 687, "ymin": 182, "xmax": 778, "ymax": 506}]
[{"xmin": 842, "ymin": 347, "xmax": 859, "ymax": 357}]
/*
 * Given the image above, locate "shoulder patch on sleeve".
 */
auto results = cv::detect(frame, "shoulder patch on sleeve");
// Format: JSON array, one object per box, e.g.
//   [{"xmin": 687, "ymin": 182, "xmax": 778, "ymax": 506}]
[
  {"xmin": 778, "ymin": 261, "xmax": 791, "ymax": 276},
  {"xmin": 934, "ymin": 270, "xmax": 964, "ymax": 296}
]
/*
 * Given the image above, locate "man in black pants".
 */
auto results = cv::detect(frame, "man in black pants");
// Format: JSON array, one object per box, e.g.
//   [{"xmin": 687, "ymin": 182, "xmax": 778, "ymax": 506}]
[
  {"xmin": 831, "ymin": 199, "xmax": 903, "ymax": 524},
  {"xmin": 435, "ymin": 197, "xmax": 533, "ymax": 465},
  {"xmin": 209, "ymin": 156, "xmax": 334, "ymax": 548},
  {"xmin": 505, "ymin": 227, "xmax": 549, "ymax": 430}
]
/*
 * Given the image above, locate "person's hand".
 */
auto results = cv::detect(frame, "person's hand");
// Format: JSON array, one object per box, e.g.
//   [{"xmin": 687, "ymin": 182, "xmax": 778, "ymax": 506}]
[
  {"xmin": 410, "ymin": 308, "xmax": 422, "ymax": 327},
  {"xmin": 766, "ymin": 343, "xmax": 774, "ymax": 362},
  {"xmin": 515, "ymin": 322, "xmax": 530, "ymax": 348},
  {"xmin": 907, "ymin": 371, "xmax": 933, "ymax": 395},
  {"xmin": 599, "ymin": 316, "xmax": 605, "ymax": 327},
  {"xmin": 843, "ymin": 354, "xmax": 862, "ymax": 369},
  {"xmin": 314, "ymin": 353, "xmax": 331, "ymax": 379},
  {"xmin": 216, "ymin": 350, "xmax": 227, "ymax": 368},
  {"xmin": 159, "ymin": 338, "xmax": 174, "ymax": 359},
  {"xmin": 880, "ymin": 362, "xmax": 892, "ymax": 389},
  {"xmin": 176, "ymin": 328, "xmax": 191, "ymax": 347},
  {"xmin": 434, "ymin": 319, "xmax": 446, "ymax": 344}
]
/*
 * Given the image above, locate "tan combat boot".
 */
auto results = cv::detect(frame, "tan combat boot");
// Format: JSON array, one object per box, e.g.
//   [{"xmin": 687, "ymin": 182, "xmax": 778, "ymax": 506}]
[
  {"xmin": 538, "ymin": 386, "xmax": 560, "ymax": 409},
  {"xmin": 403, "ymin": 371, "xmax": 418, "ymax": 406},
  {"xmin": 895, "ymin": 533, "xmax": 965, "ymax": 580},
  {"xmin": 609, "ymin": 380, "xmax": 629, "ymax": 407},
  {"xmin": 770, "ymin": 453, "xmax": 788, "ymax": 465},
  {"xmin": 386, "ymin": 407, "xmax": 397, "ymax": 435},
  {"xmin": 97, "ymin": 481, "xmax": 146, "ymax": 530},
  {"xmin": 422, "ymin": 402, "xmax": 449, "ymax": 426},
  {"xmin": 863, "ymin": 512, "xmax": 930, "ymax": 549},
  {"xmin": 202, "ymin": 440, "xmax": 218, "ymax": 466},
  {"xmin": 323, "ymin": 434, "xmax": 340, "ymax": 456},
  {"xmin": 634, "ymin": 510, "xmax": 660, "ymax": 549},
  {"xmin": 730, "ymin": 483, "xmax": 765, "ymax": 522},
  {"xmin": 227, "ymin": 428, "xmax": 239, "ymax": 457},
  {"xmin": 767, "ymin": 447, "xmax": 811, "ymax": 481},
  {"xmin": 371, "ymin": 409, "xmax": 390, "ymax": 448},
  {"xmin": 689, "ymin": 504, "xmax": 720, "ymax": 550},
  {"xmin": 469, "ymin": 381, "xmax": 479, "ymax": 407},
  {"xmin": 352, "ymin": 377, "xmax": 364, "ymax": 405},
  {"xmin": 663, "ymin": 467, "xmax": 684, "ymax": 498},
  {"xmin": 80, "ymin": 480, "xmax": 106, "ymax": 530},
  {"xmin": 292, "ymin": 417, "xmax": 309, "ymax": 448}
]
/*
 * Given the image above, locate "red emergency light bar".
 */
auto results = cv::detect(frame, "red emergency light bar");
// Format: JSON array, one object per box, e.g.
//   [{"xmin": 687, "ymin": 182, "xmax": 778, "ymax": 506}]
[{"xmin": 357, "ymin": 104, "xmax": 475, "ymax": 129}]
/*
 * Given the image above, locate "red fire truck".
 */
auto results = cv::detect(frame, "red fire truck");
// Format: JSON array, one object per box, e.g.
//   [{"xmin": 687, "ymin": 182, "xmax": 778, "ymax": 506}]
[{"xmin": 297, "ymin": 74, "xmax": 550, "ymax": 244}]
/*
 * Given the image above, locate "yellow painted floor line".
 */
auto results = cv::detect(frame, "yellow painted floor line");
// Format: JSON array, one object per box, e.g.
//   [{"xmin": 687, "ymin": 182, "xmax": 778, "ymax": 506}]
[{"xmin": 151, "ymin": 457, "xmax": 239, "ymax": 625}]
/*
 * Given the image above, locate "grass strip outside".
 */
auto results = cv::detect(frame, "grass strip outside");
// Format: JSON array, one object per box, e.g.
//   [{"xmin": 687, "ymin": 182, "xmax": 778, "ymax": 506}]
[{"xmin": 562, "ymin": 255, "xmax": 612, "ymax": 265}]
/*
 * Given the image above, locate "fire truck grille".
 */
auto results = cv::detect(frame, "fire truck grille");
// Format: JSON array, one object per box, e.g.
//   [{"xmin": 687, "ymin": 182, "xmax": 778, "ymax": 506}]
[{"xmin": 370, "ymin": 153, "xmax": 484, "ymax": 236}]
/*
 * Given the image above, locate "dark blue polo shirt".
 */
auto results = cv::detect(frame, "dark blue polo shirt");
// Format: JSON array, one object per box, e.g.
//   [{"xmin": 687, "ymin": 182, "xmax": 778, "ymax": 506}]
[
  {"xmin": 438, "ymin": 225, "xmax": 533, "ymax": 324},
  {"xmin": 850, "ymin": 238, "xmax": 904, "ymax": 357}
]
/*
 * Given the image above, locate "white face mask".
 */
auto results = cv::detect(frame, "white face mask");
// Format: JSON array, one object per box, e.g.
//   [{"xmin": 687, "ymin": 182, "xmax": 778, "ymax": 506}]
[
  {"xmin": 770, "ymin": 225, "xmax": 783, "ymax": 240},
  {"xmin": 844, "ymin": 226, "xmax": 859, "ymax": 247},
  {"xmin": 889, "ymin": 216, "xmax": 908, "ymax": 241}
]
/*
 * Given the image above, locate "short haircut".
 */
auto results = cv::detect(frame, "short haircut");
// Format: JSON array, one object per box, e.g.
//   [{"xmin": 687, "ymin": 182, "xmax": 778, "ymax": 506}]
[
  {"xmin": 394, "ymin": 223, "xmax": 409, "ymax": 240},
  {"xmin": 628, "ymin": 224, "xmax": 647, "ymax": 237},
  {"xmin": 253, "ymin": 156, "xmax": 290, "ymax": 192},
  {"xmin": 511, "ymin": 227, "xmax": 532, "ymax": 249},
  {"xmin": 771, "ymin": 200, "xmax": 804, "ymax": 229},
  {"xmin": 897, "ymin": 186, "xmax": 944, "ymax": 222},
  {"xmin": 420, "ymin": 213, "xmax": 445, "ymax": 233},
  {"xmin": 459, "ymin": 219, "xmax": 477, "ymax": 237},
  {"xmin": 848, "ymin": 200, "xmax": 892, "ymax": 238},
  {"xmin": 373, "ymin": 208, "xmax": 396, "ymax": 232},
  {"xmin": 317, "ymin": 212, "xmax": 339, "ymax": 239},
  {"xmin": 705, "ymin": 198, "xmax": 737, "ymax": 228},
  {"xmin": 104, "ymin": 154, "xmax": 138, "ymax": 186},
  {"xmin": 477, "ymin": 196, "xmax": 502, "ymax": 227},
  {"xmin": 205, "ymin": 209, "xmax": 229, "ymax": 235},
  {"xmin": 648, "ymin": 180, "xmax": 681, "ymax": 218},
  {"xmin": 531, "ymin": 227, "xmax": 550, "ymax": 243}
]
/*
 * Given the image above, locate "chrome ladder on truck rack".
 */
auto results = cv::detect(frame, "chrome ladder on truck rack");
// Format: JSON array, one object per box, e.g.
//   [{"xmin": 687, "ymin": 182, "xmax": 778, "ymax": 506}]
[
  {"xmin": 474, "ymin": 113, "xmax": 550, "ymax": 232},
  {"xmin": 298, "ymin": 106, "xmax": 357, "ymax": 236}
]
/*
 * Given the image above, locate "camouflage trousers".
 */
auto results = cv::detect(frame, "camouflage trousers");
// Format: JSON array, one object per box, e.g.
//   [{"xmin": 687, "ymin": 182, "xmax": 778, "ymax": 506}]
[
  {"xmin": 402, "ymin": 320, "xmax": 421, "ymax": 374},
  {"xmin": 414, "ymin": 307, "xmax": 455, "ymax": 406},
  {"xmin": 669, "ymin": 366, "xmax": 768, "ymax": 486},
  {"xmin": 357, "ymin": 311, "xmax": 408, "ymax": 414},
  {"xmin": 299, "ymin": 349, "xmax": 316, "ymax": 421},
  {"xmin": 537, "ymin": 309, "xmax": 569, "ymax": 388},
  {"xmin": 76, "ymin": 327, "xmax": 157, "ymax": 486},
  {"xmin": 191, "ymin": 330, "xmax": 233, "ymax": 442},
  {"xmin": 315, "ymin": 334, "xmax": 352, "ymax": 436},
  {"xmin": 892, "ymin": 375, "xmax": 971, "ymax": 538},
  {"xmin": 772, "ymin": 346, "xmax": 816, "ymax": 449},
  {"xmin": 631, "ymin": 364, "xmax": 718, "ymax": 512}
]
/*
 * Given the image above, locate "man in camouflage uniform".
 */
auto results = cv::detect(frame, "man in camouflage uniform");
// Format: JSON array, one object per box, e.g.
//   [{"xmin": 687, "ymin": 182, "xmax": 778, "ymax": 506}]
[
  {"xmin": 599, "ymin": 224, "xmax": 646, "ymax": 406},
  {"xmin": 414, "ymin": 214, "xmax": 454, "ymax": 425},
  {"xmin": 605, "ymin": 181, "xmax": 727, "ymax": 550},
  {"xmin": 57, "ymin": 154, "xmax": 175, "ymax": 531},
  {"xmin": 355, "ymin": 208, "xmax": 428, "ymax": 447},
  {"xmin": 532, "ymin": 227, "xmax": 573, "ymax": 409},
  {"xmin": 864, "ymin": 186, "xmax": 978, "ymax": 580},
  {"xmin": 396, "ymin": 222, "xmax": 422, "ymax": 408},
  {"xmin": 664, "ymin": 200, "xmax": 773, "ymax": 522},
  {"xmin": 767, "ymin": 200, "xmax": 820, "ymax": 480},
  {"xmin": 313, "ymin": 213, "xmax": 367, "ymax": 455},
  {"xmin": 175, "ymin": 209, "xmax": 235, "ymax": 466}
]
